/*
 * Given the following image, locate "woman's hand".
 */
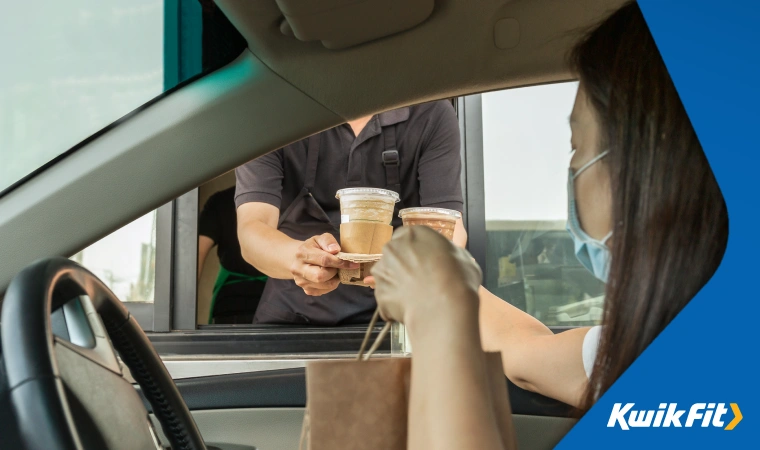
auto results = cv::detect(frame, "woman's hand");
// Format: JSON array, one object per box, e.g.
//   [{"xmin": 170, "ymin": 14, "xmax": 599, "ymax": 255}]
[{"xmin": 370, "ymin": 226, "xmax": 482, "ymax": 329}]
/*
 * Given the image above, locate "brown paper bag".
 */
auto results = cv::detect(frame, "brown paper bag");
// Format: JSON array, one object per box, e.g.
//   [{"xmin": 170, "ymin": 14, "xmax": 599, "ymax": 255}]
[
  {"xmin": 300, "ymin": 312, "xmax": 408, "ymax": 450},
  {"xmin": 300, "ymin": 310, "xmax": 516, "ymax": 450}
]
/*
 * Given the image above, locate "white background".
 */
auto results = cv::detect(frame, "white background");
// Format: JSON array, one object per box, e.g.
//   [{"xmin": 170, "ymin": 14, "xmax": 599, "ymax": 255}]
[{"xmin": 482, "ymin": 81, "xmax": 579, "ymax": 223}]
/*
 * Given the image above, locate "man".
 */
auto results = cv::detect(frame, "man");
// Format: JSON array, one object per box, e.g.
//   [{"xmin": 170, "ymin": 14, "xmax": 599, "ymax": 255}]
[{"xmin": 235, "ymin": 100, "xmax": 465, "ymax": 325}]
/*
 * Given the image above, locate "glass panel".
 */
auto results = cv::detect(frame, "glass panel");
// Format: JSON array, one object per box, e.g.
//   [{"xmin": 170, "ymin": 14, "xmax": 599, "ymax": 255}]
[
  {"xmin": 195, "ymin": 101, "xmax": 464, "ymax": 329},
  {"xmin": 482, "ymin": 82, "xmax": 604, "ymax": 327},
  {"xmin": 72, "ymin": 211, "xmax": 157, "ymax": 303},
  {"xmin": 0, "ymin": 0, "xmax": 163, "ymax": 193}
]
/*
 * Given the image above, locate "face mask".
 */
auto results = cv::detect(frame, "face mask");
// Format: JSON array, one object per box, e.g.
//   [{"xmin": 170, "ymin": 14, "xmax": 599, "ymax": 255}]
[{"xmin": 566, "ymin": 150, "xmax": 612, "ymax": 282}]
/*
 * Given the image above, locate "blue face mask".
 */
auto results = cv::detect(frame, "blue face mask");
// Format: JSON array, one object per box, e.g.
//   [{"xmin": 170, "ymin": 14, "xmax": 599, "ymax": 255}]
[{"xmin": 566, "ymin": 150, "xmax": 612, "ymax": 282}]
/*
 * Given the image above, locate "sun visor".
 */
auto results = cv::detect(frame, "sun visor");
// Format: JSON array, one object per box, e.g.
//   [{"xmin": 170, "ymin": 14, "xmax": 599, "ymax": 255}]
[{"xmin": 276, "ymin": 0, "xmax": 435, "ymax": 50}]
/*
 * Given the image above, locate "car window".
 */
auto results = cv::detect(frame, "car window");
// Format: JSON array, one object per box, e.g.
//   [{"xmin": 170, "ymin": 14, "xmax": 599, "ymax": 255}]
[
  {"xmin": 71, "ymin": 211, "xmax": 157, "ymax": 303},
  {"xmin": 481, "ymin": 82, "xmax": 604, "ymax": 327},
  {"xmin": 0, "ymin": 0, "xmax": 163, "ymax": 194},
  {"xmin": 194, "ymin": 100, "xmax": 463, "ymax": 328}
]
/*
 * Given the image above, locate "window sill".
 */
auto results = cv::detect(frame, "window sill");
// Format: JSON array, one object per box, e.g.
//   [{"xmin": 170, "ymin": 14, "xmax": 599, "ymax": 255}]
[{"xmin": 146, "ymin": 324, "xmax": 391, "ymax": 356}]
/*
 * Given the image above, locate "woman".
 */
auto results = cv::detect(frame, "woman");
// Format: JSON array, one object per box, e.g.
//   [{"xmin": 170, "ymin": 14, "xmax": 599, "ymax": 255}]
[
  {"xmin": 370, "ymin": 1, "xmax": 728, "ymax": 447},
  {"xmin": 198, "ymin": 186, "xmax": 268, "ymax": 324}
]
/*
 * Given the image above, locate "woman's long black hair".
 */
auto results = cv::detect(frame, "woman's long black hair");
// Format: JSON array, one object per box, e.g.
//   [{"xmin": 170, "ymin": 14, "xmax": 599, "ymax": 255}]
[{"xmin": 569, "ymin": 1, "xmax": 729, "ymax": 409}]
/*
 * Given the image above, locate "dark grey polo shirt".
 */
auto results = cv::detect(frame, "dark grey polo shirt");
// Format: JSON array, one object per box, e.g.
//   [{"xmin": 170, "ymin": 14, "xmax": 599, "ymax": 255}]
[{"xmin": 235, "ymin": 100, "xmax": 463, "ymax": 227}]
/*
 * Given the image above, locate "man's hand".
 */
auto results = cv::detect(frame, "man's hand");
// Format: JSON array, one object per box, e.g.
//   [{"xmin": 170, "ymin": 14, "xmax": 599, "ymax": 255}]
[{"xmin": 291, "ymin": 233, "xmax": 359, "ymax": 296}]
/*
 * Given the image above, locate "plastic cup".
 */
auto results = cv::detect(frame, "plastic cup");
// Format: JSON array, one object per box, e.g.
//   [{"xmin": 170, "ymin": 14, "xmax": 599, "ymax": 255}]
[
  {"xmin": 336, "ymin": 188, "xmax": 400, "ymax": 224},
  {"xmin": 398, "ymin": 207, "xmax": 462, "ymax": 240}
]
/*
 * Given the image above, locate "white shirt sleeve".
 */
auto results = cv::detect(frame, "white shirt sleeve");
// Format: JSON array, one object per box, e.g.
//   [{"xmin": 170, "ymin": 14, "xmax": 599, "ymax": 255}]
[{"xmin": 582, "ymin": 325, "xmax": 602, "ymax": 378}]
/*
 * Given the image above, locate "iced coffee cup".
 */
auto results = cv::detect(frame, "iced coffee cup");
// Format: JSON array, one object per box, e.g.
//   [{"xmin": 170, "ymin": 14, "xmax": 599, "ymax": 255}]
[
  {"xmin": 336, "ymin": 188, "xmax": 400, "ymax": 225},
  {"xmin": 398, "ymin": 207, "xmax": 462, "ymax": 241}
]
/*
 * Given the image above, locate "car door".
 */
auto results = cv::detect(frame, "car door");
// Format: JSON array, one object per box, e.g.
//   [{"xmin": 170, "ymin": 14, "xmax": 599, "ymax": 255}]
[{"xmin": 136, "ymin": 326, "xmax": 576, "ymax": 450}]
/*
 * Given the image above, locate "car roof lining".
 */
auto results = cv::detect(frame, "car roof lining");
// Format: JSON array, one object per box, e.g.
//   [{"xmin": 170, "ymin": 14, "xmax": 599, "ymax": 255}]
[
  {"xmin": 275, "ymin": 0, "xmax": 436, "ymax": 50},
  {"xmin": 217, "ymin": 0, "xmax": 625, "ymax": 119}
]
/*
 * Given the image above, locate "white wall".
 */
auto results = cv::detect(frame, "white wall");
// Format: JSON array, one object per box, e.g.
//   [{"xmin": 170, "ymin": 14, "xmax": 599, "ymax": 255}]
[{"xmin": 482, "ymin": 82, "xmax": 579, "ymax": 224}]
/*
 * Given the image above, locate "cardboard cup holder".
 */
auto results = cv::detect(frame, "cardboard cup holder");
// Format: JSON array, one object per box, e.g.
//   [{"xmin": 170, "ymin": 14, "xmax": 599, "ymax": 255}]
[
  {"xmin": 336, "ymin": 253, "xmax": 382, "ymax": 286},
  {"xmin": 336, "ymin": 222, "xmax": 393, "ymax": 287}
]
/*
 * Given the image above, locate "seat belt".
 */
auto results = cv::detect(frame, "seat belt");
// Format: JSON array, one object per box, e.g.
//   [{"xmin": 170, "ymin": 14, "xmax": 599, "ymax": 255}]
[{"xmin": 382, "ymin": 125, "xmax": 404, "ymax": 208}]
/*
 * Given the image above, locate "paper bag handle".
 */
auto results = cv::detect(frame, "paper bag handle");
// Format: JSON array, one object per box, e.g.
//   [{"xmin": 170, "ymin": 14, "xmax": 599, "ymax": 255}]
[
  {"xmin": 356, "ymin": 308, "xmax": 392, "ymax": 361},
  {"xmin": 300, "ymin": 309, "xmax": 392, "ymax": 450}
]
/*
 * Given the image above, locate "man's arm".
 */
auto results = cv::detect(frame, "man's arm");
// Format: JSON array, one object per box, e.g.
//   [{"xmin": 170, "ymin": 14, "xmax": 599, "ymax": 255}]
[
  {"xmin": 236, "ymin": 202, "xmax": 358, "ymax": 296},
  {"xmin": 417, "ymin": 101, "xmax": 467, "ymax": 247},
  {"xmin": 236, "ymin": 202, "xmax": 296, "ymax": 279},
  {"xmin": 235, "ymin": 149, "xmax": 357, "ymax": 296},
  {"xmin": 479, "ymin": 287, "xmax": 590, "ymax": 407}
]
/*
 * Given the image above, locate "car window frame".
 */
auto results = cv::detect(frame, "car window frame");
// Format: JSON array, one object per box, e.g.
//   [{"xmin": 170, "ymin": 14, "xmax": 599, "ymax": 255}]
[
  {"xmin": 120, "ymin": 0, "xmax": 203, "ymax": 332},
  {"xmin": 112, "ymin": 5, "xmax": 582, "ymax": 341},
  {"xmin": 160, "ymin": 98, "xmax": 464, "ymax": 338},
  {"xmin": 156, "ymin": 89, "xmax": 580, "ymax": 349}
]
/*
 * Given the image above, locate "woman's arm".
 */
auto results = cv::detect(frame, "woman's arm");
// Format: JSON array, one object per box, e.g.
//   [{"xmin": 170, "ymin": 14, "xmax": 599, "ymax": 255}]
[
  {"xmin": 406, "ymin": 294, "xmax": 512, "ymax": 450},
  {"xmin": 372, "ymin": 227, "xmax": 512, "ymax": 450},
  {"xmin": 368, "ymin": 273, "xmax": 593, "ymax": 406},
  {"xmin": 197, "ymin": 235, "xmax": 216, "ymax": 279},
  {"xmin": 479, "ymin": 286, "xmax": 591, "ymax": 407}
]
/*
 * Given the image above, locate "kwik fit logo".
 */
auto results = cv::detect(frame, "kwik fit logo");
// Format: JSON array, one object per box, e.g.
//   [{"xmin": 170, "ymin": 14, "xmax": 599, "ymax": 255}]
[{"xmin": 608, "ymin": 403, "xmax": 742, "ymax": 430}]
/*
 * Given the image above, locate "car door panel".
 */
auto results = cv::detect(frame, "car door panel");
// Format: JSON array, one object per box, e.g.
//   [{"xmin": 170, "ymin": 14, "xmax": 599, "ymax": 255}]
[
  {"xmin": 139, "ymin": 368, "xmax": 573, "ymax": 416},
  {"xmin": 139, "ymin": 368, "xmax": 576, "ymax": 450},
  {"xmin": 151, "ymin": 408, "xmax": 575, "ymax": 450}
]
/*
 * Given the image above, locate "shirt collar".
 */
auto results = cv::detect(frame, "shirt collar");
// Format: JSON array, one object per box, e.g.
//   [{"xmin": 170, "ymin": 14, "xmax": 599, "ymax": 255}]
[
  {"xmin": 377, "ymin": 107, "xmax": 411, "ymax": 127},
  {"xmin": 346, "ymin": 107, "xmax": 411, "ymax": 149}
]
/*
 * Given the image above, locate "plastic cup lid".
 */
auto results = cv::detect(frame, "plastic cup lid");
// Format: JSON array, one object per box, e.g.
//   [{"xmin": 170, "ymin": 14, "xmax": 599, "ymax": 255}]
[
  {"xmin": 398, "ymin": 207, "xmax": 462, "ymax": 219},
  {"xmin": 335, "ymin": 188, "xmax": 400, "ymax": 202}
]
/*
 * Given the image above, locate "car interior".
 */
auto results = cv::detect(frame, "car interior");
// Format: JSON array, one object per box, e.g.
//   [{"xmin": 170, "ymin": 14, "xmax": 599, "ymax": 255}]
[{"xmin": 0, "ymin": 0, "xmax": 627, "ymax": 448}]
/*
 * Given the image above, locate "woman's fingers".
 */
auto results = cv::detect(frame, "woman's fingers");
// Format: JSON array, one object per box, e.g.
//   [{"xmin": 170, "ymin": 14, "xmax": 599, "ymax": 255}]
[
  {"xmin": 371, "ymin": 263, "xmax": 405, "ymax": 322},
  {"xmin": 372, "ymin": 226, "xmax": 483, "ymax": 326}
]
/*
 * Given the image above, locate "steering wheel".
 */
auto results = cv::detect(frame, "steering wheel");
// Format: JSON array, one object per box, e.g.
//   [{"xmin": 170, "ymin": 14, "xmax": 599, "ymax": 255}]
[{"xmin": 1, "ymin": 257, "xmax": 206, "ymax": 450}]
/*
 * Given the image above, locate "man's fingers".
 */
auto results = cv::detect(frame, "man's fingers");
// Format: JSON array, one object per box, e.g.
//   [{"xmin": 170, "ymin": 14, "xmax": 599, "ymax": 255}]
[
  {"xmin": 300, "ymin": 246, "xmax": 358, "ymax": 269},
  {"xmin": 295, "ymin": 275, "xmax": 338, "ymax": 290},
  {"xmin": 303, "ymin": 284, "xmax": 338, "ymax": 296},
  {"xmin": 314, "ymin": 233, "xmax": 341, "ymax": 254},
  {"xmin": 306, "ymin": 276, "xmax": 340, "ymax": 295},
  {"xmin": 312, "ymin": 233, "xmax": 359, "ymax": 268},
  {"xmin": 296, "ymin": 273, "xmax": 340, "ymax": 291},
  {"xmin": 303, "ymin": 284, "xmax": 337, "ymax": 296},
  {"xmin": 292, "ymin": 263, "xmax": 337, "ymax": 284},
  {"xmin": 300, "ymin": 264, "xmax": 339, "ymax": 283}
]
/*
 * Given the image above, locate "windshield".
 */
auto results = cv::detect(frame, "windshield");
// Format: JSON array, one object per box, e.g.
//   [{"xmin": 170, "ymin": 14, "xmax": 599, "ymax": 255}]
[{"xmin": 0, "ymin": 0, "xmax": 163, "ymax": 194}]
